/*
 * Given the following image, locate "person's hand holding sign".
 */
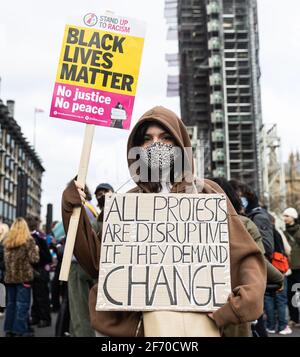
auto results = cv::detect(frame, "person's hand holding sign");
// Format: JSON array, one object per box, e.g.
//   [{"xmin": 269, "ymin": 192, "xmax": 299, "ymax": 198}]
[
  {"xmin": 207, "ymin": 313, "xmax": 215, "ymax": 322},
  {"xmin": 74, "ymin": 180, "xmax": 86, "ymax": 204}
]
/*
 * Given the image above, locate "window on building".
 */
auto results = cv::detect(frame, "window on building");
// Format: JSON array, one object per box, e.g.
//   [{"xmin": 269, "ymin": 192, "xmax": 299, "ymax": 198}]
[
  {"xmin": 230, "ymin": 143, "xmax": 240, "ymax": 151},
  {"xmin": 241, "ymin": 124, "xmax": 253, "ymax": 132},
  {"xmin": 242, "ymin": 143, "xmax": 253, "ymax": 150},
  {"xmin": 240, "ymin": 96, "xmax": 250, "ymax": 103},
  {"xmin": 223, "ymin": 0, "xmax": 233, "ymax": 14},
  {"xmin": 4, "ymin": 179, "xmax": 9, "ymax": 192},
  {"xmin": 239, "ymin": 68, "xmax": 249, "ymax": 76},
  {"xmin": 229, "ymin": 133, "xmax": 239, "ymax": 141},
  {"xmin": 12, "ymin": 207, "xmax": 16, "ymax": 220},
  {"xmin": 240, "ymin": 106, "xmax": 251, "ymax": 112},
  {"xmin": 230, "ymin": 152, "xmax": 241, "ymax": 160},
  {"xmin": 227, "ymin": 88, "xmax": 237, "ymax": 94},
  {"xmin": 237, "ymin": 52, "xmax": 248, "ymax": 58},
  {"xmin": 236, "ymin": 6, "xmax": 247, "ymax": 16},
  {"xmin": 237, "ymin": 42, "xmax": 248, "ymax": 50},
  {"xmin": 235, "ymin": 22, "xmax": 247, "ymax": 31},
  {"xmin": 239, "ymin": 78, "xmax": 250, "ymax": 85},
  {"xmin": 8, "ymin": 205, "xmax": 11, "ymax": 220},
  {"xmin": 227, "ymin": 97, "xmax": 237, "ymax": 104},
  {"xmin": 226, "ymin": 61, "xmax": 237, "ymax": 68},
  {"xmin": 224, "ymin": 33, "xmax": 235, "ymax": 40},
  {"xmin": 3, "ymin": 202, "xmax": 8, "ymax": 219},
  {"xmin": 243, "ymin": 153, "xmax": 254, "ymax": 160},
  {"xmin": 240, "ymin": 88, "xmax": 250, "ymax": 94},
  {"xmin": 241, "ymin": 115, "xmax": 252, "ymax": 121},
  {"xmin": 229, "ymin": 123, "xmax": 240, "ymax": 131},
  {"xmin": 237, "ymin": 32, "xmax": 248, "ymax": 40},
  {"xmin": 5, "ymin": 155, "xmax": 10, "ymax": 171},
  {"xmin": 241, "ymin": 133, "xmax": 252, "ymax": 142},
  {"xmin": 227, "ymin": 78, "xmax": 237, "ymax": 85},
  {"xmin": 225, "ymin": 52, "xmax": 235, "ymax": 58},
  {"xmin": 183, "ymin": 31, "xmax": 190, "ymax": 40},
  {"xmin": 10, "ymin": 159, "xmax": 14, "ymax": 173},
  {"xmin": 228, "ymin": 106, "xmax": 238, "ymax": 113},
  {"xmin": 0, "ymin": 154, "xmax": 3, "ymax": 171},
  {"xmin": 27, "ymin": 196, "xmax": 32, "ymax": 207},
  {"xmin": 225, "ymin": 42, "xmax": 235, "ymax": 50},
  {"xmin": 28, "ymin": 159, "xmax": 33, "ymax": 171},
  {"xmin": 230, "ymin": 163, "xmax": 240, "ymax": 170},
  {"xmin": 6, "ymin": 133, "xmax": 11, "ymax": 146},
  {"xmin": 9, "ymin": 181, "xmax": 14, "ymax": 194},
  {"xmin": 243, "ymin": 162, "xmax": 254, "ymax": 170}
]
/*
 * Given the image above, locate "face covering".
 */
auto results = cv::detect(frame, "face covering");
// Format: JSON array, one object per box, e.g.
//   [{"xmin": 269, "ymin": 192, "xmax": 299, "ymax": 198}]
[
  {"xmin": 241, "ymin": 196, "xmax": 249, "ymax": 209},
  {"xmin": 140, "ymin": 141, "xmax": 177, "ymax": 173},
  {"xmin": 97, "ymin": 195, "xmax": 105, "ymax": 210}
]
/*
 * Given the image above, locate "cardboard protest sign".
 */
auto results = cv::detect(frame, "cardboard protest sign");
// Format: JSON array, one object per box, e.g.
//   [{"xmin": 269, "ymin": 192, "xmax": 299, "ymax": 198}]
[
  {"xmin": 96, "ymin": 193, "xmax": 231, "ymax": 312},
  {"xmin": 50, "ymin": 13, "xmax": 145, "ymax": 129}
]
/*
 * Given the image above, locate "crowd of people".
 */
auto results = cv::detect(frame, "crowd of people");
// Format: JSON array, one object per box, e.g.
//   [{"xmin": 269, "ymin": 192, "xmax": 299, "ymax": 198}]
[
  {"xmin": 0, "ymin": 182, "xmax": 113, "ymax": 337},
  {"xmin": 210, "ymin": 178, "xmax": 300, "ymax": 336},
  {"xmin": 0, "ymin": 106, "xmax": 300, "ymax": 337}
]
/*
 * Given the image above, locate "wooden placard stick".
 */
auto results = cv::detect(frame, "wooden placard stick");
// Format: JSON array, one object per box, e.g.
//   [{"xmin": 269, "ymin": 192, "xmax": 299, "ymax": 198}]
[{"xmin": 59, "ymin": 124, "xmax": 95, "ymax": 281}]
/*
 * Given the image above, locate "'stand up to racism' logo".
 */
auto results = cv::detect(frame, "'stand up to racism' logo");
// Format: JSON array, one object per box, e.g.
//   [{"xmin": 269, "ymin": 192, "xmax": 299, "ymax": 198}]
[{"xmin": 83, "ymin": 13, "xmax": 98, "ymax": 27}]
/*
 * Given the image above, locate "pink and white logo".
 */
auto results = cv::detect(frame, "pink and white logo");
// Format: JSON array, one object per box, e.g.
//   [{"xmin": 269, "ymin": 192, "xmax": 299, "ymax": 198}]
[{"xmin": 83, "ymin": 13, "xmax": 98, "ymax": 27}]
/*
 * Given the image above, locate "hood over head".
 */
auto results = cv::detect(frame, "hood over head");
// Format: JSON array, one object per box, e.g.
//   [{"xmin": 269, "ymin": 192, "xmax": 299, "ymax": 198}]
[{"xmin": 127, "ymin": 106, "xmax": 194, "ymax": 189}]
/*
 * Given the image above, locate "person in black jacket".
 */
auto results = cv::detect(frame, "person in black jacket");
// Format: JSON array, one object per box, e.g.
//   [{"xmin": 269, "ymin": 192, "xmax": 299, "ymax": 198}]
[
  {"xmin": 26, "ymin": 215, "xmax": 52, "ymax": 328},
  {"xmin": 230, "ymin": 181, "xmax": 275, "ymax": 260}
]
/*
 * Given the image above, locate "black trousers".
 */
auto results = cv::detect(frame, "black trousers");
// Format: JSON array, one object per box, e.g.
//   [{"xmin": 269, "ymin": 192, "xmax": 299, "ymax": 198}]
[
  {"xmin": 31, "ymin": 270, "xmax": 51, "ymax": 323},
  {"xmin": 287, "ymin": 269, "xmax": 300, "ymax": 323},
  {"xmin": 55, "ymin": 282, "xmax": 69, "ymax": 337},
  {"xmin": 51, "ymin": 263, "xmax": 61, "ymax": 311},
  {"xmin": 252, "ymin": 315, "xmax": 268, "ymax": 337}
]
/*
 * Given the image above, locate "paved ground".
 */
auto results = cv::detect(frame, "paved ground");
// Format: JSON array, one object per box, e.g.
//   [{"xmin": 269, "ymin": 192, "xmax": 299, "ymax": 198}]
[
  {"xmin": 1, "ymin": 312, "xmax": 300, "ymax": 337},
  {"xmin": 0, "ymin": 312, "xmax": 58, "ymax": 337},
  {"xmin": 269, "ymin": 326, "xmax": 300, "ymax": 337}
]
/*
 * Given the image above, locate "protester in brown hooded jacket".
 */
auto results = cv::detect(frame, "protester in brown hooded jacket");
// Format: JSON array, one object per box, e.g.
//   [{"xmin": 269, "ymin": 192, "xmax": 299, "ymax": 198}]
[{"xmin": 62, "ymin": 106, "xmax": 266, "ymax": 337}]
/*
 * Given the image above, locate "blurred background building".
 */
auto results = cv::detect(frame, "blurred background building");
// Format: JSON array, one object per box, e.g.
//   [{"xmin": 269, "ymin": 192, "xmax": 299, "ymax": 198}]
[
  {"xmin": 286, "ymin": 152, "xmax": 300, "ymax": 212},
  {"xmin": 260, "ymin": 123, "xmax": 286, "ymax": 213},
  {"xmin": 0, "ymin": 98, "xmax": 44, "ymax": 225},
  {"xmin": 165, "ymin": 0, "xmax": 263, "ymax": 194}
]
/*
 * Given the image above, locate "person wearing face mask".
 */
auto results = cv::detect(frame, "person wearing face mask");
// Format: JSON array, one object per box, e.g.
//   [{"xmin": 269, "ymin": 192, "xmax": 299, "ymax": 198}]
[
  {"xmin": 91, "ymin": 184, "xmax": 114, "ymax": 238},
  {"xmin": 94, "ymin": 183, "xmax": 114, "ymax": 212},
  {"xmin": 61, "ymin": 106, "xmax": 266, "ymax": 337},
  {"xmin": 231, "ymin": 181, "xmax": 275, "ymax": 261}
]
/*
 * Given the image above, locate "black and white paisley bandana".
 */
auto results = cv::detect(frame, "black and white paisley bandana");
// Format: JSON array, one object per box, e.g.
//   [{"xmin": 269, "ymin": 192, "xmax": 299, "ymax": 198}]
[{"xmin": 140, "ymin": 141, "xmax": 177, "ymax": 171}]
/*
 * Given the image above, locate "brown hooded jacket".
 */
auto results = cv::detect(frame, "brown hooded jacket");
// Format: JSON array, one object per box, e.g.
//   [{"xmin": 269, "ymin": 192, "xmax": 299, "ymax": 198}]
[{"xmin": 62, "ymin": 106, "xmax": 266, "ymax": 336}]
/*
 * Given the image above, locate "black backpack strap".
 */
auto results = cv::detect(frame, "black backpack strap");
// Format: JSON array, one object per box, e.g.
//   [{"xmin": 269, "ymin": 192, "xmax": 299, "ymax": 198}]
[{"xmin": 273, "ymin": 228, "xmax": 285, "ymax": 255}]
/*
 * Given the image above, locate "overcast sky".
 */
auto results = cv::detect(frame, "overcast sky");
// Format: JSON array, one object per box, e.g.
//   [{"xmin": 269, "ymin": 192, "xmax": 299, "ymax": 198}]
[{"xmin": 0, "ymin": 0, "xmax": 299, "ymax": 222}]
